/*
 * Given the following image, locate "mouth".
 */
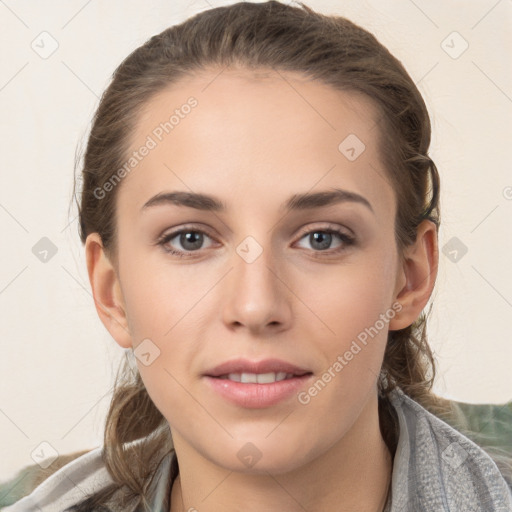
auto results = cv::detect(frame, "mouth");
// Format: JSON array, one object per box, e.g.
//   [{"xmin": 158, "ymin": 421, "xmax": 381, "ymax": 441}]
[{"xmin": 203, "ymin": 358, "xmax": 314, "ymax": 408}]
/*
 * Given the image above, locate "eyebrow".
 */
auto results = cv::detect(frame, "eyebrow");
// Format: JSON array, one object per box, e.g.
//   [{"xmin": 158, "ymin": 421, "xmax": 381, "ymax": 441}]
[{"xmin": 141, "ymin": 187, "xmax": 374, "ymax": 215}]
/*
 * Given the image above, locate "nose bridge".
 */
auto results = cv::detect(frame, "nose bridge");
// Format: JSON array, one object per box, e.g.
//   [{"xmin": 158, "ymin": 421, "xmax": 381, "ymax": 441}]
[
  {"xmin": 234, "ymin": 232, "xmax": 278, "ymax": 301},
  {"xmin": 232, "ymin": 212, "xmax": 277, "ymax": 279}
]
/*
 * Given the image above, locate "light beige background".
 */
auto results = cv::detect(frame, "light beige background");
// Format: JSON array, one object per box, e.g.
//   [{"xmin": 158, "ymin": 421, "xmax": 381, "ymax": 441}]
[{"xmin": 0, "ymin": 0, "xmax": 511, "ymax": 481}]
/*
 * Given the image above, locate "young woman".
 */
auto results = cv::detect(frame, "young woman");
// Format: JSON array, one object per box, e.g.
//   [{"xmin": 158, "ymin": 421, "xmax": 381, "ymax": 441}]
[{"xmin": 4, "ymin": 1, "xmax": 512, "ymax": 511}]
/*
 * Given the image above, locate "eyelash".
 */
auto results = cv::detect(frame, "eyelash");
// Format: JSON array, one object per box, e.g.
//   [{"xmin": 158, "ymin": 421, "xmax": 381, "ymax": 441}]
[{"xmin": 156, "ymin": 225, "xmax": 356, "ymax": 259}]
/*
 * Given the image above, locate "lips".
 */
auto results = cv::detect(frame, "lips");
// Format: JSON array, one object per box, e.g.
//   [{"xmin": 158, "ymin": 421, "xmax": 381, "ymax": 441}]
[
  {"xmin": 203, "ymin": 358, "xmax": 314, "ymax": 408},
  {"xmin": 203, "ymin": 358, "xmax": 312, "ymax": 378}
]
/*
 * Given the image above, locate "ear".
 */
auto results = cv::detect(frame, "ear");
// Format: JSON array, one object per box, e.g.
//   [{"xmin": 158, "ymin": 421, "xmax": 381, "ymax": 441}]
[
  {"xmin": 85, "ymin": 232, "xmax": 132, "ymax": 348},
  {"xmin": 388, "ymin": 219, "xmax": 438, "ymax": 331}
]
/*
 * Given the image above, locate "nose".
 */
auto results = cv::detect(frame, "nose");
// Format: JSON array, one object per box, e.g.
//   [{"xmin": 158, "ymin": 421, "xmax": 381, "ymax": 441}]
[{"xmin": 222, "ymin": 239, "xmax": 292, "ymax": 335}]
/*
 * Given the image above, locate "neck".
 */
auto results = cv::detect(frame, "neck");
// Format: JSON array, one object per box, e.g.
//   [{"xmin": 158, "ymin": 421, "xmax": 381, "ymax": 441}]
[{"xmin": 170, "ymin": 392, "xmax": 393, "ymax": 512}]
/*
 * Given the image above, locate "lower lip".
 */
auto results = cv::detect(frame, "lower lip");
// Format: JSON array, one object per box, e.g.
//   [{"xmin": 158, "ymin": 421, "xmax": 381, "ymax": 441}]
[{"xmin": 203, "ymin": 374, "xmax": 313, "ymax": 409}]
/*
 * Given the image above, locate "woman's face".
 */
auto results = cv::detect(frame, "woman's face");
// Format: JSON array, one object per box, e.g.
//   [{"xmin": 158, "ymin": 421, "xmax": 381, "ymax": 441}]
[{"xmin": 102, "ymin": 68, "xmax": 406, "ymax": 473}]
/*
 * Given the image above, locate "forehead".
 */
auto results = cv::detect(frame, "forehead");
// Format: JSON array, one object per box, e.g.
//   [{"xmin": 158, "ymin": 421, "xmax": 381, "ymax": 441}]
[{"xmin": 119, "ymin": 67, "xmax": 394, "ymax": 217}]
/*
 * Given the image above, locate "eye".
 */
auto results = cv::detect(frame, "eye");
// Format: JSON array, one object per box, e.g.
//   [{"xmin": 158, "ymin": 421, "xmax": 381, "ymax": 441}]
[
  {"xmin": 156, "ymin": 224, "xmax": 355, "ymax": 258},
  {"xmin": 156, "ymin": 228, "xmax": 216, "ymax": 257},
  {"xmin": 295, "ymin": 226, "xmax": 355, "ymax": 255}
]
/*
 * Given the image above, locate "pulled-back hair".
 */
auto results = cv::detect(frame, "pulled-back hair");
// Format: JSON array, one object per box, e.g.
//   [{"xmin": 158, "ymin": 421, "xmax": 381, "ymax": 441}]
[{"xmin": 68, "ymin": 2, "xmax": 510, "ymax": 510}]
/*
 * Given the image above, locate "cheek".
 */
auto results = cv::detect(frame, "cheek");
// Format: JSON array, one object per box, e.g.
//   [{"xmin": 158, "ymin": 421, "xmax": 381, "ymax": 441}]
[
  {"xmin": 305, "ymin": 248, "xmax": 397, "ymax": 338},
  {"xmin": 118, "ymin": 247, "xmax": 200, "ymax": 340},
  {"xmin": 300, "ymin": 248, "xmax": 397, "ymax": 387},
  {"xmin": 116, "ymin": 251, "xmax": 206, "ymax": 411}
]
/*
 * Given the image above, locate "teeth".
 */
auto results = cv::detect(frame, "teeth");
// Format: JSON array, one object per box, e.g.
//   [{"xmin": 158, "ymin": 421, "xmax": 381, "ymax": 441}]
[
  {"xmin": 241, "ymin": 373, "xmax": 258, "ymax": 383},
  {"xmin": 221, "ymin": 372, "xmax": 293, "ymax": 383}
]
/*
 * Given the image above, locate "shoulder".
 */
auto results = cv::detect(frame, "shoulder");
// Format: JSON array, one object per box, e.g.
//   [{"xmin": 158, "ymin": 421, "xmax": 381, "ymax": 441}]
[
  {"xmin": 388, "ymin": 387, "xmax": 512, "ymax": 512},
  {"xmin": 1, "ymin": 447, "xmax": 115, "ymax": 512}
]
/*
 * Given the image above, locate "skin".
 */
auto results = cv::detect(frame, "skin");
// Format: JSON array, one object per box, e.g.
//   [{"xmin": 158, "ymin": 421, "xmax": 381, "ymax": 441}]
[{"xmin": 85, "ymin": 67, "xmax": 438, "ymax": 512}]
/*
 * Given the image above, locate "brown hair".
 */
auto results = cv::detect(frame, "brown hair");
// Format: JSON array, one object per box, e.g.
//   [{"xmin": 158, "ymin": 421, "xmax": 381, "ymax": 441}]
[{"xmin": 68, "ymin": 1, "xmax": 510, "ymax": 510}]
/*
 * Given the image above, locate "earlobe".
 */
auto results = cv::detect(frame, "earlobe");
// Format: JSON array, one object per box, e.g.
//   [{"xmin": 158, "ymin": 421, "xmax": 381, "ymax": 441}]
[
  {"xmin": 388, "ymin": 220, "xmax": 438, "ymax": 331},
  {"xmin": 85, "ymin": 233, "xmax": 132, "ymax": 349}
]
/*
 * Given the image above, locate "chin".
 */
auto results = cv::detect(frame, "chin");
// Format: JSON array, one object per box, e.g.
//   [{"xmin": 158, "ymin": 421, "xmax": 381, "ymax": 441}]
[{"xmin": 204, "ymin": 437, "xmax": 317, "ymax": 475}]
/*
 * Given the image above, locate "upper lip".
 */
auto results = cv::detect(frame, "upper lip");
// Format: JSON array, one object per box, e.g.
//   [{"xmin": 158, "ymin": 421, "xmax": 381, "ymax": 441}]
[{"xmin": 204, "ymin": 358, "xmax": 312, "ymax": 377}]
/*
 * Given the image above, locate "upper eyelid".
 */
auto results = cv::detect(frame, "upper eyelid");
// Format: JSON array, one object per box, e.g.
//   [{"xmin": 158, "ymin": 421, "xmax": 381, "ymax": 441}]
[
  {"xmin": 158, "ymin": 224, "xmax": 218, "ymax": 242},
  {"xmin": 296, "ymin": 223, "xmax": 353, "ymax": 237}
]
